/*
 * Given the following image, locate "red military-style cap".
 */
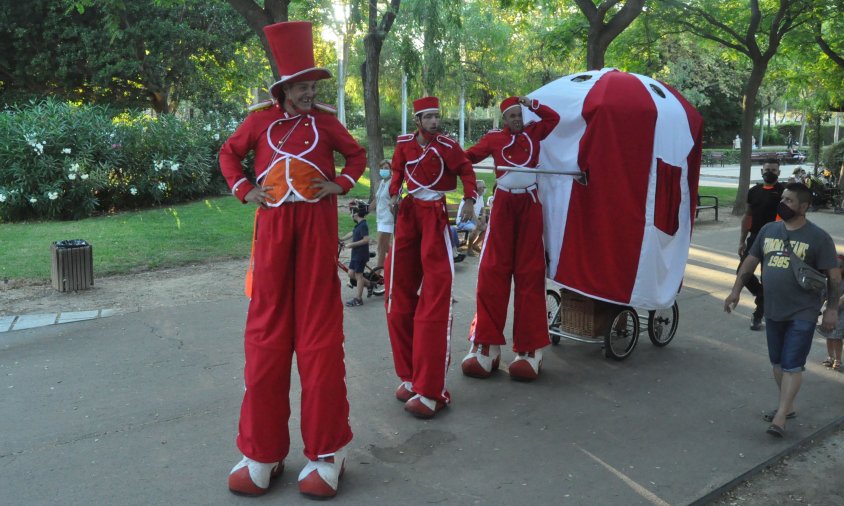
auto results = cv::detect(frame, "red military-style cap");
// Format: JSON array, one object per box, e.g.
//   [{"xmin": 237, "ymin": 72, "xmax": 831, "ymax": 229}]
[
  {"xmin": 500, "ymin": 96, "xmax": 520, "ymax": 114},
  {"xmin": 264, "ymin": 21, "xmax": 332, "ymax": 99},
  {"xmin": 413, "ymin": 96, "xmax": 440, "ymax": 115}
]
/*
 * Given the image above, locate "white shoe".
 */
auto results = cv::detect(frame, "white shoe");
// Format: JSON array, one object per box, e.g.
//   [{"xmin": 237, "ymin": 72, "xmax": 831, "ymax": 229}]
[
  {"xmin": 298, "ymin": 448, "xmax": 347, "ymax": 498},
  {"xmin": 509, "ymin": 347, "xmax": 544, "ymax": 381},
  {"xmin": 228, "ymin": 456, "xmax": 283, "ymax": 496},
  {"xmin": 461, "ymin": 343, "xmax": 501, "ymax": 378}
]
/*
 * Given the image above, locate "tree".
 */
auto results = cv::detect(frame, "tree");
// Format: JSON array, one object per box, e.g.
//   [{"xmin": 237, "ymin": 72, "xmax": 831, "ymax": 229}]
[
  {"xmin": 226, "ymin": 0, "xmax": 293, "ymax": 77},
  {"xmin": 502, "ymin": 0, "xmax": 647, "ymax": 70},
  {"xmin": 659, "ymin": 0, "xmax": 812, "ymax": 215},
  {"xmin": 3, "ymin": 0, "xmax": 261, "ymax": 114},
  {"xmin": 359, "ymin": 0, "xmax": 402, "ymax": 182}
]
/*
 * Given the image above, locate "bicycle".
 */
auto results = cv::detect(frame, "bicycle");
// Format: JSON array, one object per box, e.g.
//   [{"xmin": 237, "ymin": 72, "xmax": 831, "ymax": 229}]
[{"xmin": 337, "ymin": 242, "xmax": 386, "ymax": 297}]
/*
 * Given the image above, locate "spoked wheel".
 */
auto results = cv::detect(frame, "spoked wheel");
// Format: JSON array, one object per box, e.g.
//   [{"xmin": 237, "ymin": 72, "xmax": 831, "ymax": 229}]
[
  {"xmin": 367, "ymin": 267, "xmax": 386, "ymax": 296},
  {"xmin": 604, "ymin": 307, "xmax": 640, "ymax": 361},
  {"xmin": 647, "ymin": 301, "xmax": 679, "ymax": 347},
  {"xmin": 546, "ymin": 290, "xmax": 562, "ymax": 344}
]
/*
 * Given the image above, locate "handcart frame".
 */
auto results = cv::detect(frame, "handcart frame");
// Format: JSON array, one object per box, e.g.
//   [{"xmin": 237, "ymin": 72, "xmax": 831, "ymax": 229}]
[{"xmin": 545, "ymin": 289, "xmax": 679, "ymax": 361}]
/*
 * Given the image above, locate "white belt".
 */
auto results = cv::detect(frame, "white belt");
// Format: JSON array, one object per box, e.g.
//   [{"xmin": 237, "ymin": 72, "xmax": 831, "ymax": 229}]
[{"xmin": 496, "ymin": 183, "xmax": 537, "ymax": 194}]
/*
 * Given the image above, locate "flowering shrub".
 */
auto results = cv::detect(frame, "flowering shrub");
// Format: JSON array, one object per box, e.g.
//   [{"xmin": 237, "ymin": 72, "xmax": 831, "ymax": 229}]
[{"xmin": 0, "ymin": 99, "xmax": 236, "ymax": 222}]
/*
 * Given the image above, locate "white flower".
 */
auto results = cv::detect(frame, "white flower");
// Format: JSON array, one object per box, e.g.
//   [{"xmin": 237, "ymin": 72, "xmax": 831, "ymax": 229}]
[
  {"xmin": 33, "ymin": 143, "xmax": 44, "ymax": 155},
  {"xmin": 170, "ymin": 162, "xmax": 180, "ymax": 172},
  {"xmin": 70, "ymin": 163, "xmax": 79, "ymax": 172},
  {"xmin": 213, "ymin": 133, "xmax": 220, "ymax": 141},
  {"xmin": 157, "ymin": 182, "xmax": 167, "ymax": 191},
  {"xmin": 129, "ymin": 187, "xmax": 138, "ymax": 196},
  {"xmin": 29, "ymin": 197, "xmax": 37, "ymax": 204},
  {"xmin": 0, "ymin": 194, "xmax": 6, "ymax": 203},
  {"xmin": 204, "ymin": 124, "xmax": 212, "ymax": 131},
  {"xmin": 48, "ymin": 191, "xmax": 59, "ymax": 200},
  {"xmin": 68, "ymin": 173, "xmax": 77, "ymax": 180},
  {"xmin": 62, "ymin": 148, "xmax": 72, "ymax": 154},
  {"xmin": 80, "ymin": 174, "xmax": 89, "ymax": 180},
  {"xmin": 153, "ymin": 160, "xmax": 164, "ymax": 172}
]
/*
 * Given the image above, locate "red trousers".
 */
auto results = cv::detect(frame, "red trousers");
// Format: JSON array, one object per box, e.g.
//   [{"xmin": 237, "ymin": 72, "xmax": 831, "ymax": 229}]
[
  {"xmin": 385, "ymin": 196, "xmax": 454, "ymax": 403},
  {"xmin": 237, "ymin": 198, "xmax": 352, "ymax": 463},
  {"xmin": 471, "ymin": 187, "xmax": 549, "ymax": 353}
]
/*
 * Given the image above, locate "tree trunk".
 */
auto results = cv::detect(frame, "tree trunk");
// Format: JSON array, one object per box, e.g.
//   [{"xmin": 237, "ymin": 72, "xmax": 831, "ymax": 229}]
[
  {"xmin": 361, "ymin": 0, "xmax": 401, "ymax": 201},
  {"xmin": 733, "ymin": 63, "xmax": 767, "ymax": 216},
  {"xmin": 363, "ymin": 35, "xmax": 384, "ymax": 185}
]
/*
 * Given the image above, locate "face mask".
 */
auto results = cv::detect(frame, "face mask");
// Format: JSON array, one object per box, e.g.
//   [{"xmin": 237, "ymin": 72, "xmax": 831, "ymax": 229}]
[
  {"xmin": 777, "ymin": 201, "xmax": 796, "ymax": 221},
  {"xmin": 762, "ymin": 172, "xmax": 778, "ymax": 183},
  {"xmin": 379, "ymin": 169, "xmax": 391, "ymax": 179}
]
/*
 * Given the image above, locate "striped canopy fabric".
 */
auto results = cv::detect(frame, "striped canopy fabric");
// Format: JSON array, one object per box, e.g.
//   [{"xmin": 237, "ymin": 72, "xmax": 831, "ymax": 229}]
[{"xmin": 528, "ymin": 69, "xmax": 703, "ymax": 310}]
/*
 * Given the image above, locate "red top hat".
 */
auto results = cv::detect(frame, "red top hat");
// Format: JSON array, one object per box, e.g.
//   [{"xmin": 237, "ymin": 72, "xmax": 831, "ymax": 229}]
[
  {"xmin": 500, "ymin": 96, "xmax": 520, "ymax": 114},
  {"xmin": 413, "ymin": 96, "xmax": 440, "ymax": 115},
  {"xmin": 264, "ymin": 21, "xmax": 332, "ymax": 99}
]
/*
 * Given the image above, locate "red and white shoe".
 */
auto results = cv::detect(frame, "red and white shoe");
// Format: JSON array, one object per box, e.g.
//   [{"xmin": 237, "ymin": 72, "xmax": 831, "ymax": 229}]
[
  {"xmin": 228, "ymin": 456, "xmax": 283, "ymax": 496},
  {"xmin": 298, "ymin": 448, "xmax": 347, "ymax": 498},
  {"xmin": 461, "ymin": 343, "xmax": 501, "ymax": 378},
  {"xmin": 395, "ymin": 381, "xmax": 415, "ymax": 402},
  {"xmin": 508, "ymin": 348, "xmax": 544, "ymax": 381},
  {"xmin": 404, "ymin": 394, "xmax": 446, "ymax": 419}
]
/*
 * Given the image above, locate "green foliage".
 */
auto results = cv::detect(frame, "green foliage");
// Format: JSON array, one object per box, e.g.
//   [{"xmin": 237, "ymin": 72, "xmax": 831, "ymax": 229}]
[
  {"xmin": 1, "ymin": 0, "xmax": 263, "ymax": 115},
  {"xmin": 0, "ymin": 98, "xmax": 235, "ymax": 222},
  {"xmin": 823, "ymin": 141, "xmax": 844, "ymax": 172}
]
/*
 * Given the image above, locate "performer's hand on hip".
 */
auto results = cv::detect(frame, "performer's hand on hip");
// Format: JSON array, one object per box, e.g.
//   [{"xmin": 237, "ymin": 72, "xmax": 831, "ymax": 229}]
[
  {"xmin": 245, "ymin": 186, "xmax": 273, "ymax": 207},
  {"xmin": 310, "ymin": 179, "xmax": 343, "ymax": 200}
]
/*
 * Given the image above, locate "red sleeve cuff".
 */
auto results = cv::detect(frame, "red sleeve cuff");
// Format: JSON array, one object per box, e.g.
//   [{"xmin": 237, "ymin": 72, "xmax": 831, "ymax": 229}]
[
  {"xmin": 233, "ymin": 180, "xmax": 256, "ymax": 203},
  {"xmin": 335, "ymin": 173, "xmax": 356, "ymax": 194}
]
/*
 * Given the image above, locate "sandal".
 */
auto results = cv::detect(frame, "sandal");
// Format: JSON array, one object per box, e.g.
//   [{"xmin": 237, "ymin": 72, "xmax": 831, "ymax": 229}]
[
  {"xmin": 345, "ymin": 297, "xmax": 363, "ymax": 307},
  {"xmin": 766, "ymin": 424, "xmax": 785, "ymax": 438},
  {"xmin": 833, "ymin": 360, "xmax": 842, "ymax": 371},
  {"xmin": 822, "ymin": 357, "xmax": 834, "ymax": 367},
  {"xmin": 763, "ymin": 410, "xmax": 796, "ymax": 422}
]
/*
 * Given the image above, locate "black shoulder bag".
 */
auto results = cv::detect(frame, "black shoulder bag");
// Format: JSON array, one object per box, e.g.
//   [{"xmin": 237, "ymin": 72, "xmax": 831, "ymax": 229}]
[{"xmin": 781, "ymin": 223, "xmax": 827, "ymax": 295}]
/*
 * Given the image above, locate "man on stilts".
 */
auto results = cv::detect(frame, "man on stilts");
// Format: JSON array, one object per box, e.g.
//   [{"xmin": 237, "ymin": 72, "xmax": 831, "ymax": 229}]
[
  {"xmin": 386, "ymin": 96, "xmax": 477, "ymax": 419},
  {"xmin": 219, "ymin": 21, "xmax": 366, "ymax": 499},
  {"xmin": 461, "ymin": 96, "xmax": 559, "ymax": 381}
]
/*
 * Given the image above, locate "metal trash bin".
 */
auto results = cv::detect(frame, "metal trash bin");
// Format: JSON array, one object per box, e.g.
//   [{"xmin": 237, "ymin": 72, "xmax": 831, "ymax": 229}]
[{"xmin": 51, "ymin": 240, "xmax": 94, "ymax": 292}]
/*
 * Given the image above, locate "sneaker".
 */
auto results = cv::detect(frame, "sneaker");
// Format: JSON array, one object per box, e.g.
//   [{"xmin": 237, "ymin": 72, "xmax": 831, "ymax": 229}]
[
  {"xmin": 298, "ymin": 449, "xmax": 346, "ymax": 498},
  {"xmin": 508, "ymin": 348, "xmax": 544, "ymax": 381},
  {"xmin": 404, "ymin": 394, "xmax": 446, "ymax": 419},
  {"xmin": 228, "ymin": 456, "xmax": 283, "ymax": 496},
  {"xmin": 345, "ymin": 297, "xmax": 363, "ymax": 307},
  {"xmin": 750, "ymin": 316, "xmax": 763, "ymax": 331},
  {"xmin": 395, "ymin": 381, "xmax": 415, "ymax": 402},
  {"xmin": 461, "ymin": 343, "xmax": 501, "ymax": 378}
]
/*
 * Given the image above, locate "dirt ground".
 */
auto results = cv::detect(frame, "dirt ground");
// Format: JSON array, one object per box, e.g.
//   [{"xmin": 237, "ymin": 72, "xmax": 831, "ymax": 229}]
[{"xmin": 2, "ymin": 213, "xmax": 843, "ymax": 505}]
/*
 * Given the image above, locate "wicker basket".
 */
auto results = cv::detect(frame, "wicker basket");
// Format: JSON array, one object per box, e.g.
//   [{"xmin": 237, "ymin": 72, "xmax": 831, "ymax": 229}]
[{"xmin": 559, "ymin": 290, "xmax": 614, "ymax": 338}]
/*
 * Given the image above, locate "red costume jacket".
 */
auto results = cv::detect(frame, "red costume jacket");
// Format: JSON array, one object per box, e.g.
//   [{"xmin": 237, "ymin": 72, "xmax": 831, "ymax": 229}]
[
  {"xmin": 390, "ymin": 133, "xmax": 476, "ymax": 199},
  {"xmin": 220, "ymin": 103, "xmax": 366, "ymax": 202},
  {"xmin": 465, "ymin": 100, "xmax": 559, "ymax": 188}
]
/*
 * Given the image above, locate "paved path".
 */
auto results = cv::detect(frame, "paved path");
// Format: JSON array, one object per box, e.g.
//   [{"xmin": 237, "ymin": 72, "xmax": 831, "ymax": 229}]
[{"xmin": 2, "ymin": 212, "xmax": 844, "ymax": 505}]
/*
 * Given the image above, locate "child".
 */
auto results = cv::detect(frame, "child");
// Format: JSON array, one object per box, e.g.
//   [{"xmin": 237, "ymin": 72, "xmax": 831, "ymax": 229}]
[
  {"xmin": 818, "ymin": 254, "xmax": 844, "ymax": 370},
  {"xmin": 341, "ymin": 201, "xmax": 370, "ymax": 306}
]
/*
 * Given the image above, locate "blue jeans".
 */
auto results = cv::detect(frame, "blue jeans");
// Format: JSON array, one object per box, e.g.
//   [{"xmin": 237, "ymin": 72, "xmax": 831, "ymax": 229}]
[{"xmin": 765, "ymin": 319, "xmax": 816, "ymax": 372}]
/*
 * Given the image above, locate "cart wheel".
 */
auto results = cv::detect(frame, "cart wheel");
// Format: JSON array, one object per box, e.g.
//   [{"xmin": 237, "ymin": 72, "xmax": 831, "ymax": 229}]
[
  {"xmin": 367, "ymin": 267, "xmax": 386, "ymax": 296},
  {"xmin": 604, "ymin": 307, "xmax": 639, "ymax": 360},
  {"xmin": 647, "ymin": 301, "xmax": 679, "ymax": 347},
  {"xmin": 546, "ymin": 290, "xmax": 562, "ymax": 344}
]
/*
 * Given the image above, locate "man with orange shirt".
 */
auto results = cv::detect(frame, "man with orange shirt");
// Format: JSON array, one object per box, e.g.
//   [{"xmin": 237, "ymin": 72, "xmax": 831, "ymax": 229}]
[
  {"xmin": 386, "ymin": 96, "xmax": 477, "ymax": 419},
  {"xmin": 461, "ymin": 96, "xmax": 559, "ymax": 381},
  {"xmin": 739, "ymin": 160, "xmax": 785, "ymax": 331},
  {"xmin": 219, "ymin": 21, "xmax": 366, "ymax": 499}
]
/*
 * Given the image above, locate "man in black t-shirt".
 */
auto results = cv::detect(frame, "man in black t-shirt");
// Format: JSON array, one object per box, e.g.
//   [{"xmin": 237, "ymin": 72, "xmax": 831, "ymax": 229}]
[{"xmin": 739, "ymin": 160, "xmax": 785, "ymax": 330}]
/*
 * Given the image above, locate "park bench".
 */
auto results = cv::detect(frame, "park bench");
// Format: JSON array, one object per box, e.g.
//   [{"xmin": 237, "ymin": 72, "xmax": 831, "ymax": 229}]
[
  {"xmin": 708, "ymin": 152, "xmax": 726, "ymax": 167},
  {"xmin": 695, "ymin": 194, "xmax": 719, "ymax": 221}
]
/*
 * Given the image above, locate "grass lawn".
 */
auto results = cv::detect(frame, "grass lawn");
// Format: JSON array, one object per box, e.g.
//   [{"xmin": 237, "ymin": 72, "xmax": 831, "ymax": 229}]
[{"xmin": 0, "ymin": 178, "xmax": 737, "ymax": 282}]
